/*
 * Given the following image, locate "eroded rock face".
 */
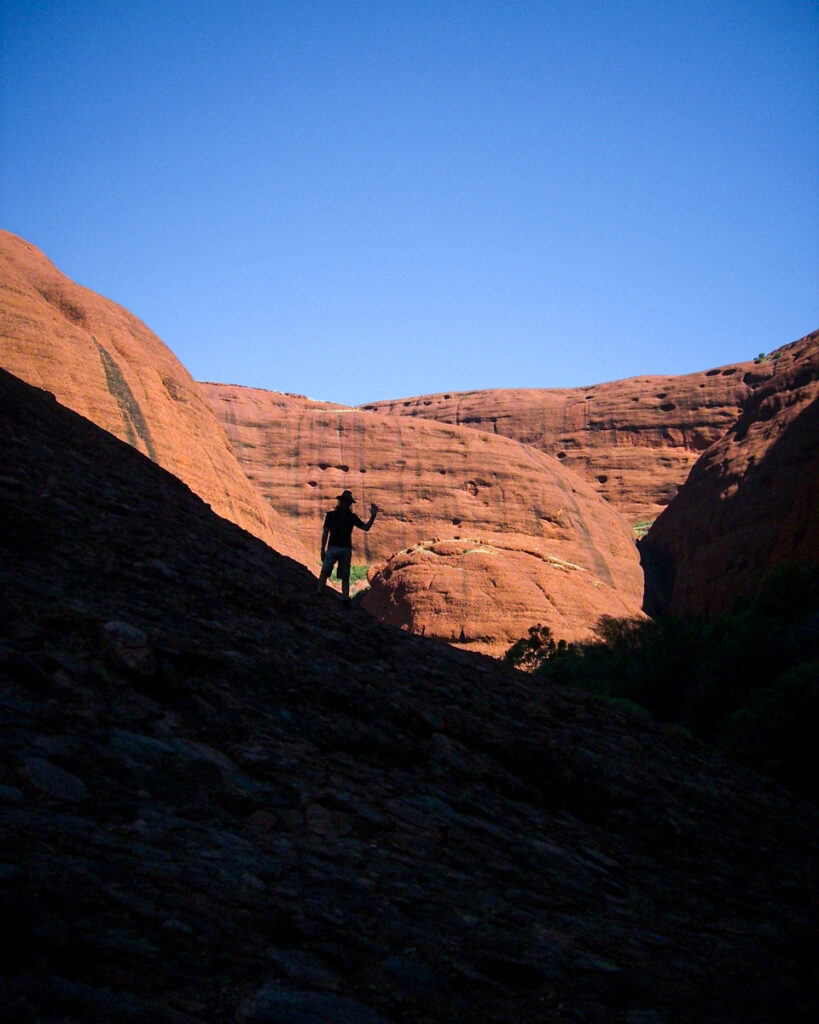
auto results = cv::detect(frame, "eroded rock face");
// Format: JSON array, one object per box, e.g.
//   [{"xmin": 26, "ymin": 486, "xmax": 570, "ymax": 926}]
[
  {"xmin": 202, "ymin": 383, "xmax": 645, "ymax": 643},
  {"xmin": 362, "ymin": 359, "xmax": 776, "ymax": 527},
  {"xmin": 361, "ymin": 535, "xmax": 645, "ymax": 657},
  {"xmin": 641, "ymin": 330, "xmax": 819, "ymax": 617},
  {"xmin": 1, "ymin": 364, "xmax": 817, "ymax": 1024},
  {"xmin": 0, "ymin": 229, "xmax": 310, "ymax": 564}
]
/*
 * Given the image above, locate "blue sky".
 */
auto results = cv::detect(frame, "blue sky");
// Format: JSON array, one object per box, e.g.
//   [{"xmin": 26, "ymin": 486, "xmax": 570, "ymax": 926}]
[{"xmin": 2, "ymin": 1, "xmax": 817, "ymax": 406}]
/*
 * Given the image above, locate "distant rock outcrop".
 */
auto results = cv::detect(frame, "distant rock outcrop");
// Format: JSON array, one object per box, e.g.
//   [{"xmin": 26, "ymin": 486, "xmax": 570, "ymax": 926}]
[
  {"xmin": 1, "ymin": 362, "xmax": 817, "ymax": 1024},
  {"xmin": 641, "ymin": 330, "xmax": 819, "ymax": 617},
  {"xmin": 202, "ymin": 383, "xmax": 645, "ymax": 646},
  {"xmin": 0, "ymin": 229, "xmax": 310, "ymax": 564},
  {"xmin": 362, "ymin": 358, "xmax": 776, "ymax": 527}
]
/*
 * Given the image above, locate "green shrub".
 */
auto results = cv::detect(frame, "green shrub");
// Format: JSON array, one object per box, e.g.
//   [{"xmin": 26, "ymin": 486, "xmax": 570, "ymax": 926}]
[{"xmin": 330, "ymin": 563, "xmax": 369, "ymax": 583}]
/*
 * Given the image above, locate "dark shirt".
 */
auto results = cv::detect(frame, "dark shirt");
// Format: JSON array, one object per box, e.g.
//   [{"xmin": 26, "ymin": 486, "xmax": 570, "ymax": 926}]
[{"xmin": 324, "ymin": 507, "xmax": 366, "ymax": 548}]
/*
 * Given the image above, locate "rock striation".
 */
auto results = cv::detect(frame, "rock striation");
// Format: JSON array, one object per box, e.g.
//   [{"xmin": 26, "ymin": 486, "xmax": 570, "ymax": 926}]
[
  {"xmin": 0, "ymin": 230, "xmax": 309, "ymax": 565},
  {"xmin": 641, "ymin": 330, "xmax": 819, "ymax": 617},
  {"xmin": 202, "ymin": 383, "xmax": 645, "ymax": 646},
  {"xmin": 362, "ymin": 357, "xmax": 778, "ymax": 527},
  {"xmin": 2, "ymin": 364, "xmax": 818, "ymax": 1023}
]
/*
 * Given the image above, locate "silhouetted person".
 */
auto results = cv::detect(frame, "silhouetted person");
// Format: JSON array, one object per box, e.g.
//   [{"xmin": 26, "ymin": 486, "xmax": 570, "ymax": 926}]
[{"xmin": 317, "ymin": 489, "xmax": 377, "ymax": 603}]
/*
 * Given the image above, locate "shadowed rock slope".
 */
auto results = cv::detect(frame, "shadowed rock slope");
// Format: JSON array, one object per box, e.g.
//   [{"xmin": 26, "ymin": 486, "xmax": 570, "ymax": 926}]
[
  {"xmin": 1, "ymin": 364, "xmax": 817, "ymax": 1023},
  {"xmin": 362, "ymin": 354, "xmax": 780, "ymax": 527},
  {"xmin": 0, "ymin": 229, "xmax": 309, "ymax": 565},
  {"xmin": 641, "ymin": 329, "xmax": 819, "ymax": 617},
  {"xmin": 201, "ymin": 383, "xmax": 644, "ymax": 651}
]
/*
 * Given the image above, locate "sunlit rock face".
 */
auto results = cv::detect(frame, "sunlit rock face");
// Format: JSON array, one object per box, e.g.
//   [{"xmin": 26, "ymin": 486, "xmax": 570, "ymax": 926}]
[
  {"xmin": 641, "ymin": 330, "xmax": 819, "ymax": 617},
  {"xmin": 361, "ymin": 534, "xmax": 645, "ymax": 658},
  {"xmin": 202, "ymin": 383, "xmax": 645, "ymax": 647},
  {"xmin": 361, "ymin": 358, "xmax": 777, "ymax": 528},
  {"xmin": 0, "ymin": 229, "xmax": 310, "ymax": 564}
]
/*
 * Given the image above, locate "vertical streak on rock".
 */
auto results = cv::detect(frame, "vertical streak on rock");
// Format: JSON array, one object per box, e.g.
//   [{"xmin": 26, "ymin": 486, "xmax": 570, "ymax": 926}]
[
  {"xmin": 353, "ymin": 412, "xmax": 372, "ymax": 565},
  {"xmin": 292, "ymin": 400, "xmax": 304, "ymax": 524},
  {"xmin": 93, "ymin": 339, "xmax": 157, "ymax": 463}
]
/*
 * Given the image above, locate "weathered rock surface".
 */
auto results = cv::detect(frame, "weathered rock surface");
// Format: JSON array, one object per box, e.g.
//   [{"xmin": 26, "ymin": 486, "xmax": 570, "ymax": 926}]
[
  {"xmin": 641, "ymin": 330, "xmax": 819, "ymax": 617},
  {"xmin": 361, "ymin": 535, "xmax": 645, "ymax": 657},
  {"xmin": 362, "ymin": 356, "xmax": 778, "ymax": 527},
  {"xmin": 0, "ymin": 229, "xmax": 309, "ymax": 564},
  {"xmin": 202, "ymin": 383, "xmax": 645, "ymax": 643},
  {"xmin": 2, "ymin": 365, "xmax": 817, "ymax": 1023}
]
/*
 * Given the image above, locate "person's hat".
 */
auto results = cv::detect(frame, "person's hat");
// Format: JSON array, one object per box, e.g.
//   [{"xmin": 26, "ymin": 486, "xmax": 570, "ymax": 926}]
[{"xmin": 337, "ymin": 489, "xmax": 355, "ymax": 503}]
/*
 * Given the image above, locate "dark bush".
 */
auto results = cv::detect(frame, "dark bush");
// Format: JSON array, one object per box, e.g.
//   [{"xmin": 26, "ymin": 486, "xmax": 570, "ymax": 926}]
[{"xmin": 506, "ymin": 565, "xmax": 819, "ymax": 801}]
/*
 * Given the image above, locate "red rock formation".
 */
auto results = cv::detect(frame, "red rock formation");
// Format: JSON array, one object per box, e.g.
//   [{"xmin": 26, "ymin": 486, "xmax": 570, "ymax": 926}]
[
  {"xmin": 0, "ymin": 230, "xmax": 310, "ymax": 564},
  {"xmin": 362, "ymin": 359, "xmax": 777, "ymax": 528},
  {"xmin": 202, "ymin": 383, "xmax": 644, "ymax": 646},
  {"xmin": 641, "ymin": 330, "xmax": 819, "ymax": 617},
  {"xmin": 361, "ymin": 534, "xmax": 644, "ymax": 658}
]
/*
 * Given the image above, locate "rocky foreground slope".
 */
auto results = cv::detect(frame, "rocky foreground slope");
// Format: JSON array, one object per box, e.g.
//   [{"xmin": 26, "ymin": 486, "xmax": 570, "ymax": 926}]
[
  {"xmin": 362, "ymin": 356, "xmax": 777, "ymax": 527},
  {"xmin": 202, "ymin": 384, "xmax": 644, "ymax": 652},
  {"xmin": 641, "ymin": 330, "xmax": 819, "ymax": 617},
  {"xmin": 0, "ymin": 230, "xmax": 309, "ymax": 564},
  {"xmin": 1, "ymin": 364, "xmax": 817, "ymax": 1023}
]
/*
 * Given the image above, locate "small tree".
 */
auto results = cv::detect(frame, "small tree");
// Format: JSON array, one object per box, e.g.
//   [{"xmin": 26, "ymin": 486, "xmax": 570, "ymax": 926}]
[{"xmin": 505, "ymin": 624, "xmax": 557, "ymax": 671}]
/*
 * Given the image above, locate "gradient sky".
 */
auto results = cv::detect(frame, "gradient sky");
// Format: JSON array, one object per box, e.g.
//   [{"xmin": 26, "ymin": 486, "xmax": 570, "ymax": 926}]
[{"xmin": 2, "ymin": 1, "xmax": 817, "ymax": 406}]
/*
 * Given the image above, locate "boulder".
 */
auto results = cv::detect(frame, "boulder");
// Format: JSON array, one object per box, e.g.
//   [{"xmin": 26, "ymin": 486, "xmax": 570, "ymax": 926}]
[{"xmin": 361, "ymin": 534, "xmax": 645, "ymax": 657}]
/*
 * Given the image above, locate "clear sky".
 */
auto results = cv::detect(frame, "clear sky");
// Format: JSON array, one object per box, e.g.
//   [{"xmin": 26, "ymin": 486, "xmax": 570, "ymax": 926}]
[{"xmin": 1, "ymin": 1, "xmax": 817, "ymax": 406}]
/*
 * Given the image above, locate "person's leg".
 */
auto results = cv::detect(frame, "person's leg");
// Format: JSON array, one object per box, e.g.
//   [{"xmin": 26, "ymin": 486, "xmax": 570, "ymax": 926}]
[
  {"xmin": 317, "ymin": 549, "xmax": 338, "ymax": 594},
  {"xmin": 338, "ymin": 548, "xmax": 352, "ymax": 602}
]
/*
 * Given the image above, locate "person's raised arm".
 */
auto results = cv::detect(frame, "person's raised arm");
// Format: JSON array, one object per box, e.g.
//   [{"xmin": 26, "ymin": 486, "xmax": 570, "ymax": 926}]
[{"xmin": 363, "ymin": 502, "xmax": 378, "ymax": 531}]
